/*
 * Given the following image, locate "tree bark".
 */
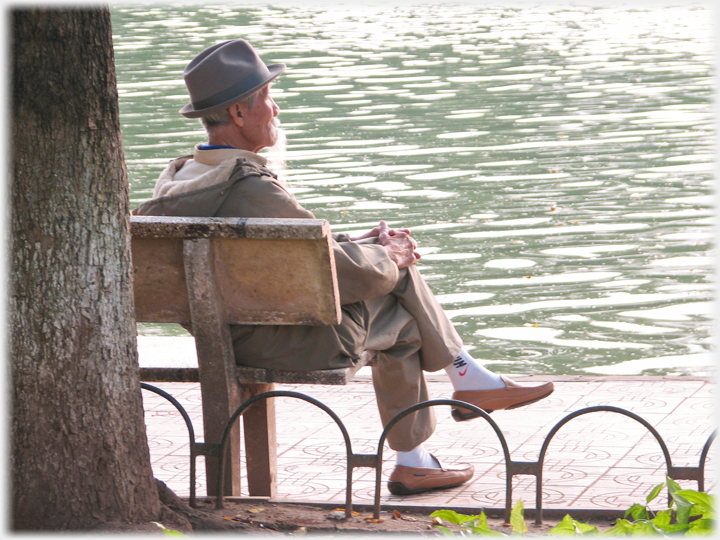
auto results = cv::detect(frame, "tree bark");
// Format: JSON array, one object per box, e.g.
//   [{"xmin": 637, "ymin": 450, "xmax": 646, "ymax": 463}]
[{"xmin": 11, "ymin": 7, "xmax": 161, "ymax": 529}]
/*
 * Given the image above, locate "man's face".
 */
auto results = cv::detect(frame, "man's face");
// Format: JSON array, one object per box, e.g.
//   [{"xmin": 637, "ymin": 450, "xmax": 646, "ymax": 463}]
[{"xmin": 239, "ymin": 84, "xmax": 280, "ymax": 153}]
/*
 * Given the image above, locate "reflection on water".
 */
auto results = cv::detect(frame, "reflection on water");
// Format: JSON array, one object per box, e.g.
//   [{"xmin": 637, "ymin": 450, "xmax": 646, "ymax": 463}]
[{"xmin": 113, "ymin": 3, "xmax": 714, "ymax": 377}]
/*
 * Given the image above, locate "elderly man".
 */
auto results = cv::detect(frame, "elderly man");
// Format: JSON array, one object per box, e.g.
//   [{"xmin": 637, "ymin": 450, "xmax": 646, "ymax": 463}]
[{"xmin": 133, "ymin": 39, "xmax": 554, "ymax": 496}]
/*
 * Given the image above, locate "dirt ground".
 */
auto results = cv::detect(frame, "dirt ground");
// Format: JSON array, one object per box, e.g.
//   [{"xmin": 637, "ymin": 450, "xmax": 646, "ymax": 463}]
[
  {"xmin": 183, "ymin": 499, "xmax": 559, "ymax": 535},
  {"xmin": 198, "ymin": 499, "xmax": 623, "ymax": 536},
  {"xmin": 117, "ymin": 482, "xmax": 618, "ymax": 536},
  {"xmin": 94, "ymin": 481, "xmax": 618, "ymax": 535}
]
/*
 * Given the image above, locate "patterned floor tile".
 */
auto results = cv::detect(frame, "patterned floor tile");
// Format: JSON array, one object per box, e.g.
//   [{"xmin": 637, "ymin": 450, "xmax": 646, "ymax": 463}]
[{"xmin": 142, "ymin": 377, "xmax": 714, "ymax": 513}]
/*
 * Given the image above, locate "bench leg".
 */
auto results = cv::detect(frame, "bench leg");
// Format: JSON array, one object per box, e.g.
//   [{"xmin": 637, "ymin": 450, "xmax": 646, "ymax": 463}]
[
  {"xmin": 201, "ymin": 386, "xmax": 243, "ymax": 498},
  {"xmin": 182, "ymin": 238, "xmax": 244, "ymax": 498},
  {"xmin": 240, "ymin": 383, "xmax": 278, "ymax": 498}
]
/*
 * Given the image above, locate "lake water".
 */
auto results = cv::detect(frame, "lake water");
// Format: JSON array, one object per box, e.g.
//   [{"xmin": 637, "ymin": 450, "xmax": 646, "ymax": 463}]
[{"xmin": 112, "ymin": 2, "xmax": 715, "ymax": 377}]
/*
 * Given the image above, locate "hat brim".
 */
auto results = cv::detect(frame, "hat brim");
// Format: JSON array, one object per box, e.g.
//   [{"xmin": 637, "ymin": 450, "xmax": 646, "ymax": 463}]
[{"xmin": 180, "ymin": 63, "xmax": 285, "ymax": 119}]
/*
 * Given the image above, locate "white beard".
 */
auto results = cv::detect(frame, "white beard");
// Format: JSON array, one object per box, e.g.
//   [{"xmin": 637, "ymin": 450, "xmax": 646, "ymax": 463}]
[{"xmin": 264, "ymin": 122, "xmax": 288, "ymax": 186}]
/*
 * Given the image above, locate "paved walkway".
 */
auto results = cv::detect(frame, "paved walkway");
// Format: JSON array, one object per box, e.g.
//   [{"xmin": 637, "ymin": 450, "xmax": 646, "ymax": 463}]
[{"xmin": 142, "ymin": 372, "xmax": 714, "ymax": 515}]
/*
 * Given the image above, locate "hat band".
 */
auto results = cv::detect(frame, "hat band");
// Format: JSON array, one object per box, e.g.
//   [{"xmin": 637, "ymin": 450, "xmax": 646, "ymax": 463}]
[{"xmin": 191, "ymin": 70, "xmax": 270, "ymax": 111}]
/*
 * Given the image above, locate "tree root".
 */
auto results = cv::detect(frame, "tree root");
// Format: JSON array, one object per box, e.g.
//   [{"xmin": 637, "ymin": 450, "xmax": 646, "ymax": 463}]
[{"xmin": 155, "ymin": 479, "xmax": 249, "ymax": 532}]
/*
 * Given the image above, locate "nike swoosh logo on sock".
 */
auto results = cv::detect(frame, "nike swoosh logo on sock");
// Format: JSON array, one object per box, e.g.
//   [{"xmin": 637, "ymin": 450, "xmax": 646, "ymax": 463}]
[{"xmin": 459, "ymin": 367, "xmax": 468, "ymax": 376}]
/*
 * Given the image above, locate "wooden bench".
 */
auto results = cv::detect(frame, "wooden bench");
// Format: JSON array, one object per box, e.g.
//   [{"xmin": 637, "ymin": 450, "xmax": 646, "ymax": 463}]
[{"xmin": 131, "ymin": 215, "xmax": 373, "ymax": 498}]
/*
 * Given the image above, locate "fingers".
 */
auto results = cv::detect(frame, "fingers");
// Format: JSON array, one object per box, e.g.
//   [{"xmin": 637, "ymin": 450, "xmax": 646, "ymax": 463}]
[
  {"xmin": 400, "ymin": 250, "xmax": 420, "ymax": 269},
  {"xmin": 379, "ymin": 221, "xmax": 412, "ymax": 237},
  {"xmin": 377, "ymin": 220, "xmax": 389, "ymax": 239},
  {"xmin": 376, "ymin": 221, "xmax": 421, "ymax": 268},
  {"xmin": 359, "ymin": 227, "xmax": 381, "ymax": 240}
]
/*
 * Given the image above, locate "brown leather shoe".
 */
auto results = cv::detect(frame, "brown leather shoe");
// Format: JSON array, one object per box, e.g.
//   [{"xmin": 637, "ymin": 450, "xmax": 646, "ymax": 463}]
[
  {"xmin": 451, "ymin": 376, "xmax": 554, "ymax": 421},
  {"xmin": 387, "ymin": 456, "xmax": 474, "ymax": 495}
]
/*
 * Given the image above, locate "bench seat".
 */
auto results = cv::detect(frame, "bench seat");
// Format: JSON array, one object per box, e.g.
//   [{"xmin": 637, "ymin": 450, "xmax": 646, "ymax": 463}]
[{"xmin": 139, "ymin": 350, "xmax": 374, "ymax": 385}]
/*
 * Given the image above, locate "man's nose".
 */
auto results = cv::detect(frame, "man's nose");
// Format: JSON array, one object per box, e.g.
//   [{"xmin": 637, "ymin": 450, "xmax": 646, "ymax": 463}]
[{"xmin": 271, "ymin": 98, "xmax": 280, "ymax": 117}]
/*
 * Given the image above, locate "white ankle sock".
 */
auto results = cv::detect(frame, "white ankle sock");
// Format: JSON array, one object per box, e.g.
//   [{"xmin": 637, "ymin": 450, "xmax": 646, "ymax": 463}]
[
  {"xmin": 396, "ymin": 444, "xmax": 440, "ymax": 469},
  {"xmin": 445, "ymin": 349, "xmax": 505, "ymax": 392}
]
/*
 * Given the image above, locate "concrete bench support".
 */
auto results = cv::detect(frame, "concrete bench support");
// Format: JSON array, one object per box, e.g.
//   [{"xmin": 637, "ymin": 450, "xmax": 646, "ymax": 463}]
[
  {"xmin": 183, "ymin": 238, "xmax": 246, "ymax": 496},
  {"xmin": 132, "ymin": 216, "xmax": 348, "ymax": 498}
]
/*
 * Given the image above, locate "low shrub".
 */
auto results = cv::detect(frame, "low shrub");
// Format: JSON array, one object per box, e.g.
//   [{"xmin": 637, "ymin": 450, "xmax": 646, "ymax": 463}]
[{"xmin": 429, "ymin": 475, "xmax": 715, "ymax": 536}]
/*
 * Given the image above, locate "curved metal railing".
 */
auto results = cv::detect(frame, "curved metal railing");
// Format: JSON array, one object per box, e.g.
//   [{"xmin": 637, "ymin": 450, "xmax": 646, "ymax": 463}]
[
  {"xmin": 141, "ymin": 383, "xmax": 201, "ymax": 507},
  {"xmin": 141, "ymin": 384, "xmax": 715, "ymax": 522},
  {"xmin": 214, "ymin": 390, "xmax": 376, "ymax": 517}
]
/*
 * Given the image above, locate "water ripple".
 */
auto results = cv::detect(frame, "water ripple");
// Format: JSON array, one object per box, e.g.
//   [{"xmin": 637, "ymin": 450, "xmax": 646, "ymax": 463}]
[{"xmin": 114, "ymin": 3, "xmax": 714, "ymax": 376}]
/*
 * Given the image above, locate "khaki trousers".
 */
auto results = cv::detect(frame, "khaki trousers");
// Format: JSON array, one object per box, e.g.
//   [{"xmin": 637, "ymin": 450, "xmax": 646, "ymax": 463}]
[
  {"xmin": 365, "ymin": 265, "xmax": 463, "ymax": 451},
  {"xmin": 231, "ymin": 264, "xmax": 463, "ymax": 452}
]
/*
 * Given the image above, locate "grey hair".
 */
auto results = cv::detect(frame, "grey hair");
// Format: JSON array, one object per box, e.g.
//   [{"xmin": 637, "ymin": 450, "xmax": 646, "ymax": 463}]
[
  {"xmin": 199, "ymin": 108, "xmax": 232, "ymax": 130},
  {"xmin": 199, "ymin": 90, "xmax": 260, "ymax": 131}
]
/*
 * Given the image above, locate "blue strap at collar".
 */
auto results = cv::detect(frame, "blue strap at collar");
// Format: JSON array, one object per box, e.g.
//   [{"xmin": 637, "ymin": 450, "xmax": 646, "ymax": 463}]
[{"xmin": 199, "ymin": 144, "xmax": 236, "ymax": 150}]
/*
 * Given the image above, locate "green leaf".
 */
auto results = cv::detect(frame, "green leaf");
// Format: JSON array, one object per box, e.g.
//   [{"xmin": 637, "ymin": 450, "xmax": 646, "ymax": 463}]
[
  {"xmin": 430, "ymin": 509, "xmax": 460, "ymax": 524},
  {"xmin": 599, "ymin": 518, "xmax": 634, "ymax": 536},
  {"xmin": 510, "ymin": 499, "xmax": 528, "ymax": 534},
  {"xmin": 548, "ymin": 514, "xmax": 599, "ymax": 536},
  {"xmin": 670, "ymin": 490, "xmax": 694, "ymax": 525},
  {"xmin": 152, "ymin": 523, "xmax": 188, "ymax": 537},
  {"xmin": 685, "ymin": 517, "xmax": 716, "ymax": 536},
  {"xmin": 473, "ymin": 511, "xmax": 492, "ymax": 532},
  {"xmin": 650, "ymin": 509, "xmax": 672, "ymax": 528},
  {"xmin": 624, "ymin": 503, "xmax": 648, "ymax": 521},
  {"xmin": 661, "ymin": 523, "xmax": 691, "ymax": 534},
  {"xmin": 649, "ymin": 510, "xmax": 688, "ymax": 534},
  {"xmin": 676, "ymin": 504, "xmax": 693, "ymax": 526},
  {"xmin": 434, "ymin": 525, "xmax": 457, "ymax": 537},
  {"xmin": 430, "ymin": 509, "xmax": 483, "ymax": 526},
  {"xmin": 467, "ymin": 524, "xmax": 504, "ymax": 537},
  {"xmin": 666, "ymin": 476, "xmax": 683, "ymax": 496},
  {"xmin": 464, "ymin": 511, "xmax": 504, "ymax": 536},
  {"xmin": 675, "ymin": 490, "xmax": 715, "ymax": 516},
  {"xmin": 548, "ymin": 515, "xmax": 576, "ymax": 536},
  {"xmin": 627, "ymin": 521, "xmax": 656, "ymax": 535},
  {"xmin": 646, "ymin": 482, "xmax": 664, "ymax": 505},
  {"xmin": 573, "ymin": 521, "xmax": 599, "ymax": 535},
  {"xmin": 665, "ymin": 477, "xmax": 697, "ymax": 525}
]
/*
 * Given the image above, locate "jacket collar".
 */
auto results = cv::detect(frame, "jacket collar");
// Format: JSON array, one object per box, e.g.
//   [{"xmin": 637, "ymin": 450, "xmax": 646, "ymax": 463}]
[{"xmin": 193, "ymin": 143, "xmax": 268, "ymax": 168}]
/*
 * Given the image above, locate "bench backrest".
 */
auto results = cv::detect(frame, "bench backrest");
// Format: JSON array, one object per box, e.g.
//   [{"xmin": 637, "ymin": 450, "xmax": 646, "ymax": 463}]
[
  {"xmin": 131, "ymin": 215, "xmax": 344, "ymax": 496},
  {"xmin": 131, "ymin": 216, "xmax": 341, "ymax": 326}
]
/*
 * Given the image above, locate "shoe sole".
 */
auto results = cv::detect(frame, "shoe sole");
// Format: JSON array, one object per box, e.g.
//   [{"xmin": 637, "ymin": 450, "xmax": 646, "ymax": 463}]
[
  {"xmin": 450, "ymin": 390, "xmax": 554, "ymax": 422},
  {"xmin": 387, "ymin": 479, "xmax": 467, "ymax": 496}
]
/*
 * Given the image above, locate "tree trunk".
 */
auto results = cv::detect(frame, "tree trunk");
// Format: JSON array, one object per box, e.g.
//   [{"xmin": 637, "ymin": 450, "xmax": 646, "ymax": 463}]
[{"xmin": 11, "ymin": 8, "xmax": 161, "ymax": 529}]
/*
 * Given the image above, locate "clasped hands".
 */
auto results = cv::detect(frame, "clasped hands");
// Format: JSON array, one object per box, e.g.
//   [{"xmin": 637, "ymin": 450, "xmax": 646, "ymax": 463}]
[{"xmin": 351, "ymin": 220, "xmax": 420, "ymax": 269}]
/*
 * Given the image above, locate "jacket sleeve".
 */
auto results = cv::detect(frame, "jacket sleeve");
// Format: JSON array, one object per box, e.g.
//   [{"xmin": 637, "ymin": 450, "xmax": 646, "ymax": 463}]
[
  {"xmin": 331, "ymin": 239, "xmax": 399, "ymax": 305},
  {"xmin": 216, "ymin": 173, "xmax": 400, "ymax": 305}
]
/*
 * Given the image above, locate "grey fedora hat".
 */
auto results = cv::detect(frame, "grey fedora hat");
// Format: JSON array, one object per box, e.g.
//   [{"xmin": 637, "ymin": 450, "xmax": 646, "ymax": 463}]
[{"xmin": 180, "ymin": 39, "xmax": 285, "ymax": 118}]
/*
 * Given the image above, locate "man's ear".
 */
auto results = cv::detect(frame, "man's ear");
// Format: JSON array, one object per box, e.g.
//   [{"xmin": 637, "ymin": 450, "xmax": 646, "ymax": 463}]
[{"xmin": 231, "ymin": 103, "xmax": 244, "ymax": 127}]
